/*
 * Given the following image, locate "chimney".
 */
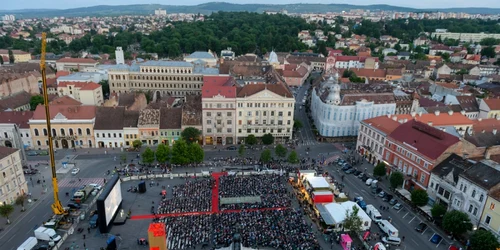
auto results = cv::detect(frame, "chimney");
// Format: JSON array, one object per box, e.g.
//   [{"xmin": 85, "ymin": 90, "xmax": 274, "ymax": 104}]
[
  {"xmin": 387, "ymin": 114, "xmax": 392, "ymax": 119},
  {"xmin": 494, "ymin": 129, "xmax": 497, "ymax": 135},
  {"xmin": 411, "ymin": 111, "xmax": 416, "ymax": 117},
  {"xmin": 485, "ymin": 147, "xmax": 492, "ymax": 160},
  {"xmin": 434, "ymin": 110, "xmax": 440, "ymax": 116},
  {"xmin": 448, "ymin": 110, "xmax": 453, "ymax": 116},
  {"xmin": 478, "ymin": 118, "xmax": 482, "ymax": 122},
  {"xmin": 392, "ymin": 116, "xmax": 397, "ymax": 121},
  {"xmin": 428, "ymin": 122, "xmax": 433, "ymax": 126},
  {"xmin": 460, "ymin": 110, "xmax": 466, "ymax": 115},
  {"xmin": 418, "ymin": 111, "xmax": 423, "ymax": 117}
]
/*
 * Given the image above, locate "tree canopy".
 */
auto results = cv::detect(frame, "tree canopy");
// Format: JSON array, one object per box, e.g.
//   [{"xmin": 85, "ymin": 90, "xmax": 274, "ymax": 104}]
[
  {"xmin": 246, "ymin": 134, "xmax": 257, "ymax": 145},
  {"xmin": 141, "ymin": 147, "xmax": 155, "ymax": 166},
  {"xmin": 411, "ymin": 189, "xmax": 429, "ymax": 207},
  {"xmin": 260, "ymin": 149, "xmax": 272, "ymax": 163},
  {"xmin": 442, "ymin": 210, "xmax": 473, "ymax": 236},
  {"xmin": 155, "ymin": 144, "xmax": 171, "ymax": 164},
  {"xmin": 262, "ymin": 133, "xmax": 274, "ymax": 145},
  {"xmin": 171, "ymin": 139, "xmax": 190, "ymax": 165},
  {"xmin": 288, "ymin": 150, "xmax": 299, "ymax": 164},
  {"xmin": 181, "ymin": 127, "xmax": 201, "ymax": 144},
  {"xmin": 389, "ymin": 172, "xmax": 404, "ymax": 189},
  {"xmin": 373, "ymin": 163, "xmax": 386, "ymax": 177},
  {"xmin": 0, "ymin": 204, "xmax": 14, "ymax": 224},
  {"xmin": 29, "ymin": 95, "xmax": 44, "ymax": 111},
  {"xmin": 343, "ymin": 205, "xmax": 363, "ymax": 234},
  {"xmin": 469, "ymin": 229, "xmax": 500, "ymax": 250},
  {"xmin": 275, "ymin": 144, "xmax": 287, "ymax": 158},
  {"xmin": 132, "ymin": 140, "xmax": 143, "ymax": 149},
  {"xmin": 431, "ymin": 203, "xmax": 447, "ymax": 220}
]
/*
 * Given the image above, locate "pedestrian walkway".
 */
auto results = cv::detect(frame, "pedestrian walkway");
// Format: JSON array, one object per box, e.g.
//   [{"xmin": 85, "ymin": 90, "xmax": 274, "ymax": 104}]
[
  {"xmin": 130, "ymin": 207, "xmax": 289, "ymax": 220},
  {"xmin": 332, "ymin": 143, "xmax": 346, "ymax": 151},
  {"xmin": 299, "ymin": 140, "xmax": 316, "ymax": 146},
  {"xmin": 323, "ymin": 155, "xmax": 340, "ymax": 165},
  {"xmin": 211, "ymin": 172, "xmax": 226, "ymax": 213},
  {"xmin": 58, "ymin": 177, "xmax": 105, "ymax": 188}
]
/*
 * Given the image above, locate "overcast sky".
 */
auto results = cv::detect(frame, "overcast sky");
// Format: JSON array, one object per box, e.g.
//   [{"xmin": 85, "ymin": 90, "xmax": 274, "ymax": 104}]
[{"xmin": 3, "ymin": 0, "xmax": 500, "ymax": 10}]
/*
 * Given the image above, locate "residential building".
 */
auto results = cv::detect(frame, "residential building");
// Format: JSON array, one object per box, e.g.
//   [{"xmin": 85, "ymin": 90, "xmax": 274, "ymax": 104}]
[
  {"xmin": 357, "ymin": 115, "xmax": 401, "ymax": 166},
  {"xmin": 184, "ymin": 51, "xmax": 217, "ymax": 67},
  {"xmin": 454, "ymin": 162, "xmax": 500, "ymax": 228},
  {"xmin": 392, "ymin": 110, "xmax": 474, "ymax": 137},
  {"xmin": 57, "ymin": 82, "xmax": 104, "ymax": 106},
  {"xmin": 280, "ymin": 63, "xmax": 310, "ymax": 86},
  {"xmin": 430, "ymin": 32, "xmax": 500, "ymax": 42},
  {"xmin": 181, "ymin": 95, "xmax": 203, "ymax": 138},
  {"xmin": 480, "ymin": 188, "xmax": 500, "ymax": 239},
  {"xmin": 311, "ymin": 75, "xmax": 396, "ymax": 138},
  {"xmin": 202, "ymin": 76, "xmax": 237, "ymax": 145},
  {"xmin": 0, "ymin": 91, "xmax": 32, "ymax": 111},
  {"xmin": 235, "ymin": 82, "xmax": 295, "ymax": 144},
  {"xmin": 29, "ymin": 105, "xmax": 96, "ymax": 149},
  {"xmin": 159, "ymin": 108, "xmax": 182, "ymax": 145},
  {"xmin": 0, "ymin": 49, "xmax": 31, "ymax": 63},
  {"xmin": 456, "ymin": 96, "xmax": 480, "ymax": 119},
  {"xmin": 94, "ymin": 107, "xmax": 125, "ymax": 148},
  {"xmin": 479, "ymin": 98, "xmax": 500, "ymax": 119},
  {"xmin": 103, "ymin": 92, "xmax": 147, "ymax": 111},
  {"xmin": 55, "ymin": 58, "xmax": 99, "ymax": 71},
  {"xmin": 428, "ymin": 154, "xmax": 474, "ymax": 210},
  {"xmin": 108, "ymin": 61, "xmax": 216, "ymax": 97},
  {"xmin": 0, "ymin": 147, "xmax": 28, "ymax": 205},
  {"xmin": 138, "ymin": 109, "xmax": 160, "ymax": 146},
  {"xmin": 0, "ymin": 72, "xmax": 40, "ymax": 97},
  {"xmin": 383, "ymin": 120, "xmax": 461, "ymax": 190},
  {"xmin": 413, "ymin": 36, "xmax": 429, "ymax": 47},
  {"xmin": 115, "ymin": 47, "xmax": 125, "ymax": 65},
  {"xmin": 123, "ymin": 110, "xmax": 140, "ymax": 148},
  {"xmin": 334, "ymin": 56, "xmax": 379, "ymax": 69},
  {"xmin": 0, "ymin": 111, "xmax": 33, "ymax": 161}
]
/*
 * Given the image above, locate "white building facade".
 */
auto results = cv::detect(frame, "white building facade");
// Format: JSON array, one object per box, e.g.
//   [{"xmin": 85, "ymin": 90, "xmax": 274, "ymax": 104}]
[{"xmin": 0, "ymin": 147, "xmax": 28, "ymax": 205}]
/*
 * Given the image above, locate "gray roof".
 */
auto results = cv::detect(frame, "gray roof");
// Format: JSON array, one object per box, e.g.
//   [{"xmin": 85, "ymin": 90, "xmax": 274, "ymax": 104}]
[
  {"xmin": 141, "ymin": 61, "xmax": 193, "ymax": 67},
  {"xmin": 460, "ymin": 162, "xmax": 500, "ymax": 190},
  {"xmin": 0, "ymin": 146, "xmax": 18, "ymax": 159},
  {"xmin": 193, "ymin": 66, "xmax": 219, "ymax": 75},
  {"xmin": 431, "ymin": 154, "xmax": 474, "ymax": 183},
  {"xmin": 186, "ymin": 51, "xmax": 215, "ymax": 59}
]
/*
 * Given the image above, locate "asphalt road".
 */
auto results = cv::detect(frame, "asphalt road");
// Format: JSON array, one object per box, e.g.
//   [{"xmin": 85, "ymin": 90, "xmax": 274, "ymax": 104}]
[
  {"xmin": 325, "ymin": 156, "xmax": 455, "ymax": 250},
  {"xmin": 293, "ymin": 81, "xmax": 317, "ymax": 147}
]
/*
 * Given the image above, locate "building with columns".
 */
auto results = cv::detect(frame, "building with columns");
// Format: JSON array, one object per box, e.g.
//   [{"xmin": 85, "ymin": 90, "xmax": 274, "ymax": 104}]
[
  {"xmin": 29, "ymin": 105, "xmax": 96, "ymax": 149},
  {"xmin": 235, "ymin": 83, "xmax": 295, "ymax": 144},
  {"xmin": 201, "ymin": 76, "xmax": 237, "ymax": 145},
  {"xmin": 108, "ymin": 61, "xmax": 218, "ymax": 98}
]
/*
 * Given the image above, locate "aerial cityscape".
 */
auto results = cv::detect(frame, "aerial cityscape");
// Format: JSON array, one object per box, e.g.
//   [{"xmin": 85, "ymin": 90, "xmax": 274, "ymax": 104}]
[{"xmin": 0, "ymin": 1, "xmax": 500, "ymax": 250}]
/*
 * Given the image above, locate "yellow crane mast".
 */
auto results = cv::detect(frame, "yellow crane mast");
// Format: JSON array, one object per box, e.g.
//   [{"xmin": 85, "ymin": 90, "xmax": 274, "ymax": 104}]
[{"xmin": 40, "ymin": 32, "xmax": 66, "ymax": 215}]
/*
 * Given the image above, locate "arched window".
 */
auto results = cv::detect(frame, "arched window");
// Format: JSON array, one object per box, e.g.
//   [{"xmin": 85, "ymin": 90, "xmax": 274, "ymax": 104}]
[
  {"xmin": 52, "ymin": 129, "xmax": 56, "ymax": 136},
  {"xmin": 34, "ymin": 129, "xmax": 39, "ymax": 136},
  {"xmin": 60, "ymin": 128, "xmax": 65, "ymax": 136},
  {"xmin": 69, "ymin": 128, "xmax": 74, "ymax": 135},
  {"xmin": 86, "ymin": 128, "xmax": 91, "ymax": 135},
  {"xmin": 43, "ymin": 128, "xmax": 48, "ymax": 136}
]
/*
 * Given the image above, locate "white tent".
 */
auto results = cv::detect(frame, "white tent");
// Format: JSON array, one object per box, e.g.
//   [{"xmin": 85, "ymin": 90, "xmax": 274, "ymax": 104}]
[{"xmin": 305, "ymin": 176, "xmax": 330, "ymax": 190}]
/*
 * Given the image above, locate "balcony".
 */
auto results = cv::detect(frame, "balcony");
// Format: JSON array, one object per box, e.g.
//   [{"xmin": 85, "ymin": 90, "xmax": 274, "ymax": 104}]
[
  {"xmin": 215, "ymin": 123, "xmax": 224, "ymax": 128},
  {"xmin": 243, "ymin": 124, "xmax": 280, "ymax": 129}
]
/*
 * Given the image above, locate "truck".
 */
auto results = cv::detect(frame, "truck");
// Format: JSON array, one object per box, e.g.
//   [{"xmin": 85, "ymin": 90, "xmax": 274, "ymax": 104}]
[
  {"xmin": 365, "ymin": 204, "xmax": 382, "ymax": 222},
  {"xmin": 34, "ymin": 226, "xmax": 61, "ymax": 242},
  {"xmin": 377, "ymin": 220, "xmax": 399, "ymax": 237},
  {"xmin": 17, "ymin": 237, "xmax": 38, "ymax": 250},
  {"xmin": 71, "ymin": 186, "xmax": 94, "ymax": 203},
  {"xmin": 354, "ymin": 197, "xmax": 367, "ymax": 210}
]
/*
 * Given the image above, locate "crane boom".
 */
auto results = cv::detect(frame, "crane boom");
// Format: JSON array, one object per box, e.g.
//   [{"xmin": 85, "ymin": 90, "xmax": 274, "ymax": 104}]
[{"xmin": 40, "ymin": 32, "xmax": 66, "ymax": 215}]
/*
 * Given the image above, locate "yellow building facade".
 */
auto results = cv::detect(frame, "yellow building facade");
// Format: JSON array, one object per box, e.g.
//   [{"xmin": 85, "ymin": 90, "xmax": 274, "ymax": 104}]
[{"xmin": 480, "ymin": 193, "xmax": 500, "ymax": 239}]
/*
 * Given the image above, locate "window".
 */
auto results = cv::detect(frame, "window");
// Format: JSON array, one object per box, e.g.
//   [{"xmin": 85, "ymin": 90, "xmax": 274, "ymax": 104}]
[
  {"xmin": 485, "ymin": 215, "xmax": 491, "ymax": 225},
  {"xmin": 113, "ymin": 133, "xmax": 117, "ymax": 138},
  {"xmin": 227, "ymin": 128, "xmax": 232, "ymax": 133},
  {"xmin": 206, "ymin": 112, "xmax": 211, "ymax": 117},
  {"xmin": 468, "ymin": 205, "xmax": 473, "ymax": 213},
  {"xmin": 69, "ymin": 128, "xmax": 74, "ymax": 135},
  {"xmin": 34, "ymin": 129, "xmax": 39, "ymax": 136},
  {"xmin": 86, "ymin": 128, "xmax": 91, "ymax": 135},
  {"xmin": 37, "ymin": 140, "xmax": 41, "ymax": 146},
  {"xmin": 473, "ymin": 207, "xmax": 478, "ymax": 216},
  {"xmin": 78, "ymin": 128, "xmax": 82, "ymax": 135},
  {"xmin": 60, "ymin": 128, "xmax": 65, "ymax": 136},
  {"xmin": 227, "ymin": 120, "xmax": 232, "ymax": 125},
  {"xmin": 227, "ymin": 112, "xmax": 232, "ymax": 117},
  {"xmin": 207, "ymin": 120, "xmax": 212, "ymax": 124},
  {"xmin": 207, "ymin": 128, "xmax": 212, "ymax": 133},
  {"xmin": 96, "ymin": 134, "xmax": 100, "ymax": 138},
  {"xmin": 52, "ymin": 129, "xmax": 56, "ymax": 136},
  {"xmin": 480, "ymin": 194, "xmax": 484, "ymax": 202},
  {"xmin": 472, "ymin": 190, "xmax": 476, "ymax": 198},
  {"xmin": 43, "ymin": 129, "xmax": 48, "ymax": 136}
]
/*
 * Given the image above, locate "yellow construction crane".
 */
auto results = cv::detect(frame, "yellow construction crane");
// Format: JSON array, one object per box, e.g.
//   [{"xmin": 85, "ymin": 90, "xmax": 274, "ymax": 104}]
[{"xmin": 40, "ymin": 32, "xmax": 66, "ymax": 215}]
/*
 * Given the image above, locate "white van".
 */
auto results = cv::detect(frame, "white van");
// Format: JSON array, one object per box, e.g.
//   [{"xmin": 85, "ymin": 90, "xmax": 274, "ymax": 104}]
[
  {"xmin": 365, "ymin": 178, "xmax": 373, "ymax": 186},
  {"xmin": 17, "ymin": 237, "xmax": 38, "ymax": 250},
  {"xmin": 371, "ymin": 180, "xmax": 379, "ymax": 188},
  {"xmin": 377, "ymin": 220, "xmax": 399, "ymax": 237},
  {"xmin": 382, "ymin": 236, "xmax": 401, "ymax": 246},
  {"xmin": 365, "ymin": 204, "xmax": 382, "ymax": 222}
]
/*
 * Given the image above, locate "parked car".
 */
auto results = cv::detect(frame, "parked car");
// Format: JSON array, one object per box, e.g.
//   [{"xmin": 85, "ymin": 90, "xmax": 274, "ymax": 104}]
[
  {"xmin": 383, "ymin": 194, "xmax": 393, "ymax": 202},
  {"xmin": 393, "ymin": 203, "xmax": 403, "ymax": 210},
  {"xmin": 361, "ymin": 176, "xmax": 369, "ymax": 182},
  {"xmin": 27, "ymin": 151, "xmax": 38, "ymax": 156},
  {"xmin": 342, "ymin": 165, "xmax": 352, "ymax": 171},
  {"xmin": 357, "ymin": 173, "xmax": 366, "ymax": 179},
  {"xmin": 345, "ymin": 168, "xmax": 356, "ymax": 174},
  {"xmin": 353, "ymin": 170, "xmax": 362, "ymax": 176},
  {"xmin": 415, "ymin": 222, "xmax": 428, "ymax": 232},
  {"xmin": 38, "ymin": 151, "xmax": 49, "ymax": 156},
  {"xmin": 430, "ymin": 234, "xmax": 442, "ymax": 244},
  {"xmin": 226, "ymin": 146, "xmax": 237, "ymax": 150},
  {"xmin": 71, "ymin": 168, "xmax": 80, "ymax": 175},
  {"xmin": 365, "ymin": 178, "xmax": 373, "ymax": 185},
  {"xmin": 67, "ymin": 203, "xmax": 81, "ymax": 210},
  {"xmin": 389, "ymin": 198, "xmax": 398, "ymax": 205},
  {"xmin": 337, "ymin": 159, "xmax": 346, "ymax": 166},
  {"xmin": 378, "ymin": 191, "xmax": 386, "ymax": 198},
  {"xmin": 88, "ymin": 183, "xmax": 102, "ymax": 191}
]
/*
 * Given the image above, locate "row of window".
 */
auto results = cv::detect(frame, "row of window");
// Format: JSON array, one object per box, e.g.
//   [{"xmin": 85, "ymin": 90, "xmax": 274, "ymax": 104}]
[
  {"xmin": 459, "ymin": 182, "xmax": 485, "ymax": 202},
  {"xmin": 205, "ymin": 104, "xmax": 235, "ymax": 109},
  {"xmin": 96, "ymin": 133, "xmax": 122, "ymax": 138},
  {"xmin": 395, "ymin": 145, "xmax": 430, "ymax": 169},
  {"xmin": 238, "ymin": 128, "xmax": 291, "ymax": 134},
  {"xmin": 237, "ymin": 103, "xmax": 293, "ymax": 108},
  {"xmin": 239, "ymin": 111, "xmax": 291, "ymax": 117},
  {"xmin": 207, "ymin": 128, "xmax": 231, "ymax": 134},
  {"xmin": 238, "ymin": 120, "xmax": 291, "ymax": 126},
  {"xmin": 206, "ymin": 112, "xmax": 232, "ymax": 117},
  {"xmin": 112, "ymin": 82, "xmax": 202, "ymax": 90},
  {"xmin": 34, "ymin": 128, "xmax": 91, "ymax": 137},
  {"xmin": 140, "ymin": 67, "xmax": 194, "ymax": 74},
  {"xmin": 388, "ymin": 153, "xmax": 427, "ymax": 184},
  {"xmin": 36, "ymin": 139, "xmax": 92, "ymax": 147}
]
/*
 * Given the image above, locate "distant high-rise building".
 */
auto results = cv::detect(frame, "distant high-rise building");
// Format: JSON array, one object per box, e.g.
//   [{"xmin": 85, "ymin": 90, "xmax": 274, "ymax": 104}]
[
  {"xmin": 155, "ymin": 9, "xmax": 167, "ymax": 16},
  {"xmin": 115, "ymin": 47, "xmax": 125, "ymax": 65},
  {"xmin": 2, "ymin": 14, "xmax": 15, "ymax": 21}
]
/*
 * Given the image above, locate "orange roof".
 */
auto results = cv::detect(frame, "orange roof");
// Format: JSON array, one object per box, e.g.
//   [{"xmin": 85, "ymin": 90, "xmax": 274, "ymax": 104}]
[
  {"xmin": 32, "ymin": 105, "xmax": 96, "ymax": 120},
  {"xmin": 393, "ymin": 112, "xmax": 473, "ymax": 126},
  {"xmin": 79, "ymin": 82, "xmax": 101, "ymax": 91},
  {"xmin": 50, "ymin": 96, "xmax": 82, "ymax": 106},
  {"xmin": 56, "ymin": 70, "xmax": 71, "ymax": 78},
  {"xmin": 362, "ymin": 115, "xmax": 401, "ymax": 134},
  {"xmin": 472, "ymin": 118, "xmax": 500, "ymax": 133},
  {"xmin": 58, "ymin": 81, "xmax": 100, "ymax": 91},
  {"xmin": 484, "ymin": 98, "xmax": 500, "ymax": 110}
]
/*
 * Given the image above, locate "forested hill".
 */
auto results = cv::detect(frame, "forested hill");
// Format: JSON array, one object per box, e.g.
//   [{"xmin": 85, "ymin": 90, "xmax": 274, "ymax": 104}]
[{"xmin": 1, "ymin": 2, "xmax": 500, "ymax": 18}]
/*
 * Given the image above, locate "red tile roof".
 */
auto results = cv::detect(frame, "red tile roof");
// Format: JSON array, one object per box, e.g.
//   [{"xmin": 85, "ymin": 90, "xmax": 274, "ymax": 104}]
[
  {"xmin": 56, "ymin": 57, "xmax": 98, "ymax": 64},
  {"xmin": 472, "ymin": 118, "xmax": 500, "ymax": 133},
  {"xmin": 388, "ymin": 120, "xmax": 460, "ymax": 160},
  {"xmin": 58, "ymin": 81, "xmax": 100, "ymax": 91},
  {"xmin": 79, "ymin": 82, "xmax": 101, "ymax": 91},
  {"xmin": 32, "ymin": 105, "xmax": 96, "ymax": 120},
  {"xmin": 335, "ymin": 56, "xmax": 379, "ymax": 62},
  {"xmin": 362, "ymin": 116, "xmax": 401, "ymax": 135},
  {"xmin": 393, "ymin": 112, "xmax": 473, "ymax": 126},
  {"xmin": 56, "ymin": 70, "xmax": 71, "ymax": 78},
  {"xmin": 237, "ymin": 83, "xmax": 293, "ymax": 98},
  {"xmin": 484, "ymin": 98, "xmax": 500, "ymax": 110},
  {"xmin": 49, "ymin": 96, "xmax": 82, "ymax": 106},
  {"xmin": 0, "ymin": 111, "xmax": 34, "ymax": 128},
  {"xmin": 202, "ymin": 76, "xmax": 237, "ymax": 98}
]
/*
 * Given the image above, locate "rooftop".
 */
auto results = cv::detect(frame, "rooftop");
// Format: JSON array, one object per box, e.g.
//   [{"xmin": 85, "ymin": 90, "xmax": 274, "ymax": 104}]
[
  {"xmin": 202, "ymin": 76, "xmax": 237, "ymax": 98},
  {"xmin": 0, "ymin": 146, "xmax": 19, "ymax": 160},
  {"xmin": 393, "ymin": 111, "xmax": 473, "ymax": 127},
  {"xmin": 237, "ymin": 83, "xmax": 293, "ymax": 98},
  {"xmin": 56, "ymin": 57, "xmax": 98, "ymax": 64},
  {"xmin": 49, "ymin": 96, "xmax": 82, "ymax": 106},
  {"xmin": 185, "ymin": 51, "xmax": 215, "ymax": 59},
  {"xmin": 31, "ymin": 105, "xmax": 96, "ymax": 120},
  {"xmin": 94, "ymin": 107, "xmax": 125, "ymax": 130},
  {"xmin": 0, "ymin": 111, "xmax": 34, "ymax": 128},
  {"xmin": 182, "ymin": 95, "xmax": 202, "ymax": 126},
  {"xmin": 123, "ymin": 110, "xmax": 140, "ymax": 128},
  {"xmin": 138, "ymin": 109, "xmax": 160, "ymax": 126},
  {"xmin": 461, "ymin": 162, "xmax": 500, "ymax": 190},
  {"xmin": 484, "ymin": 98, "xmax": 500, "ymax": 110},
  {"xmin": 362, "ymin": 115, "xmax": 401, "ymax": 135},
  {"xmin": 388, "ymin": 120, "xmax": 460, "ymax": 160},
  {"xmin": 0, "ymin": 91, "xmax": 32, "ymax": 110},
  {"xmin": 431, "ymin": 154, "xmax": 474, "ymax": 184},
  {"xmin": 141, "ymin": 60, "xmax": 193, "ymax": 68},
  {"xmin": 159, "ymin": 107, "xmax": 182, "ymax": 130}
]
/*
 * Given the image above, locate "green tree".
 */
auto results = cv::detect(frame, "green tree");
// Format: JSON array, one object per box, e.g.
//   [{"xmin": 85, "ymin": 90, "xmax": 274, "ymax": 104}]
[
  {"xmin": 431, "ymin": 203, "xmax": 447, "ymax": 220},
  {"xmin": 389, "ymin": 172, "xmax": 404, "ymax": 189},
  {"xmin": 246, "ymin": 134, "xmax": 257, "ymax": 145},
  {"xmin": 343, "ymin": 205, "xmax": 363, "ymax": 234},
  {"xmin": 171, "ymin": 139, "xmax": 190, "ymax": 165},
  {"xmin": 8, "ymin": 49, "xmax": 14, "ymax": 64},
  {"xmin": 188, "ymin": 143, "xmax": 204, "ymax": 163},
  {"xmin": 275, "ymin": 144, "xmax": 287, "ymax": 158},
  {"xmin": 262, "ymin": 133, "xmax": 274, "ymax": 145},
  {"xmin": 98, "ymin": 80, "xmax": 110, "ymax": 98},
  {"xmin": 29, "ymin": 95, "xmax": 44, "ymax": 111},
  {"xmin": 293, "ymin": 119, "xmax": 303, "ymax": 130},
  {"xmin": 373, "ymin": 163, "xmax": 386, "ymax": 177},
  {"xmin": 469, "ymin": 229, "xmax": 500, "ymax": 250},
  {"xmin": 442, "ymin": 210, "xmax": 473, "ymax": 236},
  {"xmin": 155, "ymin": 143, "xmax": 171, "ymax": 164},
  {"xmin": 411, "ymin": 189, "xmax": 429, "ymax": 207},
  {"xmin": 481, "ymin": 46, "xmax": 496, "ymax": 58},
  {"xmin": 181, "ymin": 127, "xmax": 201, "ymax": 144},
  {"xmin": 120, "ymin": 153, "xmax": 127, "ymax": 163},
  {"xmin": 141, "ymin": 147, "xmax": 155, "ymax": 166},
  {"xmin": 480, "ymin": 37, "xmax": 500, "ymax": 46},
  {"xmin": 132, "ymin": 140, "xmax": 142, "ymax": 149},
  {"xmin": 15, "ymin": 195, "xmax": 26, "ymax": 212},
  {"xmin": 260, "ymin": 149, "xmax": 272, "ymax": 163},
  {"xmin": 238, "ymin": 144, "xmax": 245, "ymax": 157},
  {"xmin": 0, "ymin": 204, "xmax": 14, "ymax": 224},
  {"xmin": 288, "ymin": 150, "xmax": 299, "ymax": 164}
]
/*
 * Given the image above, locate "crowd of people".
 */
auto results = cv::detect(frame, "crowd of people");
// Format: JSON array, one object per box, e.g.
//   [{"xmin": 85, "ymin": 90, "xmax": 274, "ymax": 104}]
[
  {"xmin": 218, "ymin": 175, "xmax": 292, "ymax": 210},
  {"xmin": 160, "ymin": 215, "xmax": 211, "ymax": 250},
  {"xmin": 213, "ymin": 209, "xmax": 320, "ymax": 250},
  {"xmin": 157, "ymin": 179, "xmax": 214, "ymax": 214}
]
